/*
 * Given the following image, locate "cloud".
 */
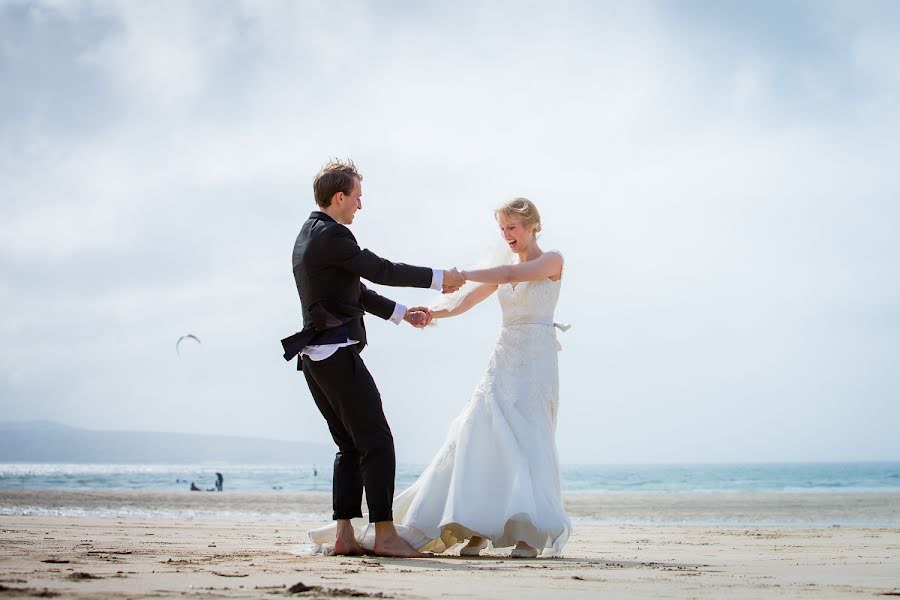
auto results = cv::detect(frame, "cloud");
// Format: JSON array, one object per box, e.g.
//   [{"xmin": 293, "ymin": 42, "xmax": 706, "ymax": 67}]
[{"xmin": 1, "ymin": 0, "xmax": 898, "ymax": 463}]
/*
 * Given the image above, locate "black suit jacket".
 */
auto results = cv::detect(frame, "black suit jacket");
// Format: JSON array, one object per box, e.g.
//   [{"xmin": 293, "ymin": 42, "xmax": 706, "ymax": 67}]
[{"xmin": 282, "ymin": 211, "xmax": 434, "ymax": 366}]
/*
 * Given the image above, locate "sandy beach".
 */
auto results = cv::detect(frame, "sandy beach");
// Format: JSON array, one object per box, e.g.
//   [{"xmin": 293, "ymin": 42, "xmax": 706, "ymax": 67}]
[{"xmin": 1, "ymin": 490, "xmax": 899, "ymax": 598}]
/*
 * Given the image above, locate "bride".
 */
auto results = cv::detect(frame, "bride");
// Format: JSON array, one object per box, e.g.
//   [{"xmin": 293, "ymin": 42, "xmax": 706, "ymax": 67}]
[{"xmin": 310, "ymin": 197, "xmax": 570, "ymax": 558}]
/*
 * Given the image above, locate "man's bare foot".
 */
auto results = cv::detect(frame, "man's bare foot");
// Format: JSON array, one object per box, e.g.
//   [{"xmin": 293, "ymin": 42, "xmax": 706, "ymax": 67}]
[
  {"xmin": 333, "ymin": 537, "xmax": 367, "ymax": 556},
  {"xmin": 370, "ymin": 520, "xmax": 430, "ymax": 558},
  {"xmin": 333, "ymin": 520, "xmax": 366, "ymax": 556},
  {"xmin": 373, "ymin": 534, "xmax": 430, "ymax": 558}
]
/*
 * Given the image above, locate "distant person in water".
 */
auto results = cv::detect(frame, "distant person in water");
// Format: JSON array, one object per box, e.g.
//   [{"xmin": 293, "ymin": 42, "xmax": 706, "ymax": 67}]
[{"xmin": 188, "ymin": 474, "xmax": 223, "ymax": 492}]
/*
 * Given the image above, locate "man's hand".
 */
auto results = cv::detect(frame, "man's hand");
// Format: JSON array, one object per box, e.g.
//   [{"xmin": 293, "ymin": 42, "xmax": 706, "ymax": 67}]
[
  {"xmin": 404, "ymin": 307, "xmax": 433, "ymax": 328},
  {"xmin": 442, "ymin": 268, "xmax": 465, "ymax": 294}
]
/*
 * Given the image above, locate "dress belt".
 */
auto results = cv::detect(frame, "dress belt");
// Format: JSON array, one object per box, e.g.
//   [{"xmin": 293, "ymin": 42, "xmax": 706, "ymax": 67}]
[
  {"xmin": 501, "ymin": 322, "xmax": 571, "ymax": 331},
  {"xmin": 500, "ymin": 322, "xmax": 571, "ymax": 350}
]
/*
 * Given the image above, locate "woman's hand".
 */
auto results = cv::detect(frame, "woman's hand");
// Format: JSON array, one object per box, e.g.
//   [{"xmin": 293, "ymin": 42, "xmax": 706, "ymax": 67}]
[{"xmin": 404, "ymin": 307, "xmax": 434, "ymax": 328}]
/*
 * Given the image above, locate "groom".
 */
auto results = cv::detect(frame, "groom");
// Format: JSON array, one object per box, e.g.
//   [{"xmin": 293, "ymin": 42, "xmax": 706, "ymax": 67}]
[{"xmin": 282, "ymin": 159, "xmax": 464, "ymax": 557}]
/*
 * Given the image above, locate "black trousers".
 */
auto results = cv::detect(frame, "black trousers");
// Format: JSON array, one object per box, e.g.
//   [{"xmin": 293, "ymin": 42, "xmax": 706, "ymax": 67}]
[{"xmin": 302, "ymin": 346, "xmax": 395, "ymax": 523}]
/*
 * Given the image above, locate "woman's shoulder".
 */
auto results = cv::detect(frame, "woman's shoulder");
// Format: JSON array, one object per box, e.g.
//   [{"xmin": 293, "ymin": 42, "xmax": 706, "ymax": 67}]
[
  {"xmin": 543, "ymin": 250, "xmax": 564, "ymax": 263},
  {"xmin": 540, "ymin": 250, "xmax": 564, "ymax": 282}
]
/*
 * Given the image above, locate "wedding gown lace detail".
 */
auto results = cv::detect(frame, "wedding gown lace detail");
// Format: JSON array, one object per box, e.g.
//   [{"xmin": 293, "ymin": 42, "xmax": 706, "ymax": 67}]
[{"xmin": 309, "ymin": 251, "xmax": 570, "ymax": 557}]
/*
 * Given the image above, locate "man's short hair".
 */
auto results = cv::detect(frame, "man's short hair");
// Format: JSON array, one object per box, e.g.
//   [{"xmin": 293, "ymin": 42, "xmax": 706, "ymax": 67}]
[{"xmin": 313, "ymin": 159, "xmax": 362, "ymax": 208}]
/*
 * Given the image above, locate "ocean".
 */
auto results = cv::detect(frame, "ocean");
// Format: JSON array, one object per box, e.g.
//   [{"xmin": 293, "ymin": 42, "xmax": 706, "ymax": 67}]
[{"xmin": 2, "ymin": 461, "xmax": 898, "ymax": 494}]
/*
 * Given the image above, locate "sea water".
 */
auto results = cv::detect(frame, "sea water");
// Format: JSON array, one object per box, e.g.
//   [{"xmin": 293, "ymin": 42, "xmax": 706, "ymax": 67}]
[{"xmin": 1, "ymin": 461, "xmax": 898, "ymax": 493}]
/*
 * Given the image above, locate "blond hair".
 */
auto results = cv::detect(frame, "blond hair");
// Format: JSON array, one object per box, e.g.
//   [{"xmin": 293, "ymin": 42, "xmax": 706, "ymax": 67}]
[{"xmin": 495, "ymin": 197, "xmax": 542, "ymax": 233}]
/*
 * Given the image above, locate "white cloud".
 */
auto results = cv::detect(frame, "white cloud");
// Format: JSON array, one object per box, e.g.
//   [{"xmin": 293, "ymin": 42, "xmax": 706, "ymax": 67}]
[{"xmin": 1, "ymin": 0, "xmax": 898, "ymax": 463}]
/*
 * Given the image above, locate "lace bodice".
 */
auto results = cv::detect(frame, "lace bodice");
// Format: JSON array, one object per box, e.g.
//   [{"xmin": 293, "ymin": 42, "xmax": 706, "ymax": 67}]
[{"xmin": 497, "ymin": 252, "xmax": 563, "ymax": 326}]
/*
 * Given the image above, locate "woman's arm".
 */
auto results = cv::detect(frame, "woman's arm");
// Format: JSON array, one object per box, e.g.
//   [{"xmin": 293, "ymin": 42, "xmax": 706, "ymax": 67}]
[
  {"xmin": 431, "ymin": 283, "xmax": 498, "ymax": 319},
  {"xmin": 461, "ymin": 252, "xmax": 562, "ymax": 285}
]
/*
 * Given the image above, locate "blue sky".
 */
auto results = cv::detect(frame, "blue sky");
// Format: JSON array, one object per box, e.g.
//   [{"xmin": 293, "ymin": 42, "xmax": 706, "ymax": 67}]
[{"xmin": 1, "ymin": 0, "xmax": 898, "ymax": 463}]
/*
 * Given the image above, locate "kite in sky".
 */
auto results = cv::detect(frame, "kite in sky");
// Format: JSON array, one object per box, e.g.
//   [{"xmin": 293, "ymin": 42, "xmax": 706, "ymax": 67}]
[{"xmin": 176, "ymin": 334, "xmax": 201, "ymax": 356}]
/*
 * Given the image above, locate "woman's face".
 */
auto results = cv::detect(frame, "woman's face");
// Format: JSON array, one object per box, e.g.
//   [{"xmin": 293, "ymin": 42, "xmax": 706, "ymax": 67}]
[{"xmin": 498, "ymin": 213, "xmax": 534, "ymax": 253}]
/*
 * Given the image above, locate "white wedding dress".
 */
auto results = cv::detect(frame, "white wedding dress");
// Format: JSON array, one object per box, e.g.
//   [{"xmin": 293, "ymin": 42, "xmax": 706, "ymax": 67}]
[{"xmin": 309, "ymin": 251, "xmax": 570, "ymax": 556}]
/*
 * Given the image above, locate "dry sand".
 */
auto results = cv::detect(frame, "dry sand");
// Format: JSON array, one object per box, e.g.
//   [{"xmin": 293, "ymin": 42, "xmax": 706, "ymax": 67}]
[{"xmin": 1, "ymin": 490, "xmax": 899, "ymax": 598}]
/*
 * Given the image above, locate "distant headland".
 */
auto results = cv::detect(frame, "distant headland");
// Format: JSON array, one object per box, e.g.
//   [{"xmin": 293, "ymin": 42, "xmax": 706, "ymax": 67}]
[{"xmin": 0, "ymin": 420, "xmax": 334, "ymax": 464}]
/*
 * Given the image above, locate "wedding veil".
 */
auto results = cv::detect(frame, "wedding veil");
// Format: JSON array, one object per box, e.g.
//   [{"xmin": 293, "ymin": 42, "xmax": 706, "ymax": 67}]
[{"xmin": 428, "ymin": 237, "xmax": 517, "ymax": 313}]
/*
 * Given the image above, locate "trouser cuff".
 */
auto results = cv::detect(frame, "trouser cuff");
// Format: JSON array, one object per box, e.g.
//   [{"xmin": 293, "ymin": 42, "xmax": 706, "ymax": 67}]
[
  {"xmin": 368, "ymin": 510, "xmax": 393, "ymax": 523},
  {"xmin": 332, "ymin": 511, "xmax": 364, "ymax": 521}
]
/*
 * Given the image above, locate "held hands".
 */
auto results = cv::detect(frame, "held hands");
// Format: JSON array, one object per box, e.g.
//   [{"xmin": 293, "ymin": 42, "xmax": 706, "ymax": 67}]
[
  {"xmin": 404, "ymin": 306, "xmax": 434, "ymax": 328},
  {"xmin": 442, "ymin": 268, "xmax": 465, "ymax": 294}
]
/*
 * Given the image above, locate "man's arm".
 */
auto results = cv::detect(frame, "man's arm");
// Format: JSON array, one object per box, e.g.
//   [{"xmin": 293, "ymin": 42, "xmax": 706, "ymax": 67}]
[
  {"xmin": 360, "ymin": 284, "xmax": 432, "ymax": 328},
  {"xmin": 328, "ymin": 227, "xmax": 462, "ymax": 291},
  {"xmin": 360, "ymin": 282, "xmax": 398, "ymax": 321}
]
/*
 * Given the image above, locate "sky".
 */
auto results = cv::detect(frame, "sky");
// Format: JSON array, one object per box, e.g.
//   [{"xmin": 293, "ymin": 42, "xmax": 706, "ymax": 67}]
[{"xmin": 1, "ymin": 0, "xmax": 899, "ymax": 464}]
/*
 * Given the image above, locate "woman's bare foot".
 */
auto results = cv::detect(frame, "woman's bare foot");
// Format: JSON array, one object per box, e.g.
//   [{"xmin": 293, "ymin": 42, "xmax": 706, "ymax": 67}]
[
  {"xmin": 460, "ymin": 536, "xmax": 488, "ymax": 556},
  {"xmin": 510, "ymin": 541, "xmax": 538, "ymax": 558}
]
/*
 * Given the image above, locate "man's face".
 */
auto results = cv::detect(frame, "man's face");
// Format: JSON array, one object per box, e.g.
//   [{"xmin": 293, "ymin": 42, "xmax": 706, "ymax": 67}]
[{"xmin": 337, "ymin": 178, "xmax": 362, "ymax": 224}]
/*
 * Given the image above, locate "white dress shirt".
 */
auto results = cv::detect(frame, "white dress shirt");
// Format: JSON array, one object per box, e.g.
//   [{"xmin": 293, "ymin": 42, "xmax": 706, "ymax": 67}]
[{"xmin": 301, "ymin": 269, "xmax": 444, "ymax": 361}]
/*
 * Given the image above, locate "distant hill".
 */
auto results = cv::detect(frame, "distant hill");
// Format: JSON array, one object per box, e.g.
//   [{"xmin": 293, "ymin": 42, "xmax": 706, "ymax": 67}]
[{"xmin": 0, "ymin": 421, "xmax": 335, "ymax": 464}]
